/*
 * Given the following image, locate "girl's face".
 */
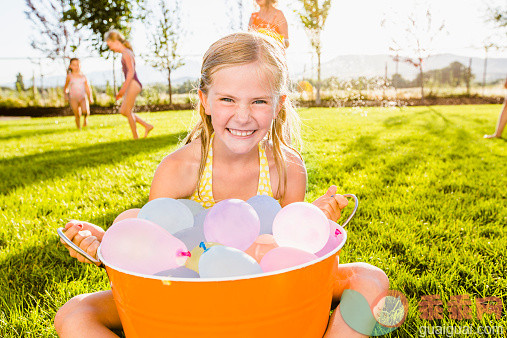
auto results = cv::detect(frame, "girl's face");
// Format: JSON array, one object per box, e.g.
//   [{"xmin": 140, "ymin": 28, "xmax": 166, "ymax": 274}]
[
  {"xmin": 69, "ymin": 60, "xmax": 80, "ymax": 73},
  {"xmin": 199, "ymin": 62, "xmax": 285, "ymax": 155},
  {"xmin": 256, "ymin": 0, "xmax": 268, "ymax": 7},
  {"xmin": 106, "ymin": 39, "xmax": 123, "ymax": 52}
]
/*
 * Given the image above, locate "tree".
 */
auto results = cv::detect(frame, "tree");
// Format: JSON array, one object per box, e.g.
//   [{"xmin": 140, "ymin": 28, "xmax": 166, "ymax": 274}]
[
  {"xmin": 481, "ymin": 3, "xmax": 506, "ymax": 94},
  {"xmin": 63, "ymin": 0, "xmax": 144, "ymax": 93},
  {"xmin": 142, "ymin": 0, "xmax": 185, "ymax": 105},
  {"xmin": 382, "ymin": 6, "xmax": 445, "ymax": 103},
  {"xmin": 15, "ymin": 73, "xmax": 25, "ymax": 92},
  {"xmin": 25, "ymin": 0, "xmax": 82, "ymax": 73},
  {"xmin": 294, "ymin": 0, "xmax": 332, "ymax": 105},
  {"xmin": 485, "ymin": 3, "xmax": 507, "ymax": 31},
  {"xmin": 63, "ymin": 0, "xmax": 143, "ymax": 55},
  {"xmin": 481, "ymin": 39, "xmax": 499, "ymax": 94}
]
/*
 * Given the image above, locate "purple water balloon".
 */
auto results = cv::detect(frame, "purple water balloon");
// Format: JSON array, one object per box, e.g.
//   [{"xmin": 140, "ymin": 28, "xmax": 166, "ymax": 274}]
[{"xmin": 204, "ymin": 199, "xmax": 260, "ymax": 251}]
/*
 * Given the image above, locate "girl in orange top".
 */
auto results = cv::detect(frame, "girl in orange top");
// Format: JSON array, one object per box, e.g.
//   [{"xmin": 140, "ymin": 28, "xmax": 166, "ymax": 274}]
[{"xmin": 249, "ymin": 0, "xmax": 289, "ymax": 48}]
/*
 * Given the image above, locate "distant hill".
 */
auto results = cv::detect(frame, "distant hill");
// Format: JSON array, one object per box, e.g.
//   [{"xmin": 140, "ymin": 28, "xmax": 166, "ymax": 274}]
[
  {"xmin": 4, "ymin": 53, "xmax": 505, "ymax": 88},
  {"xmin": 319, "ymin": 53, "xmax": 507, "ymax": 82}
]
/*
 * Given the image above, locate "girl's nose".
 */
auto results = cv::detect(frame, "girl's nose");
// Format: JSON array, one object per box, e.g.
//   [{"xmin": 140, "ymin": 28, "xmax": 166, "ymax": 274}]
[{"xmin": 235, "ymin": 104, "xmax": 251, "ymax": 122}]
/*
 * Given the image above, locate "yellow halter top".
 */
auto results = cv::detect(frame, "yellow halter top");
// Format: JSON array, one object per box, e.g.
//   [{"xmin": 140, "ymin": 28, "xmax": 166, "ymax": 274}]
[{"xmin": 189, "ymin": 134, "xmax": 274, "ymax": 209}]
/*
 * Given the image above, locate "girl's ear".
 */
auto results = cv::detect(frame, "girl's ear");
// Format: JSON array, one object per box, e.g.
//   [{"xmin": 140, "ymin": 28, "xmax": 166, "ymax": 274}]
[
  {"xmin": 198, "ymin": 90, "xmax": 211, "ymax": 115},
  {"xmin": 274, "ymin": 95, "xmax": 286, "ymax": 119}
]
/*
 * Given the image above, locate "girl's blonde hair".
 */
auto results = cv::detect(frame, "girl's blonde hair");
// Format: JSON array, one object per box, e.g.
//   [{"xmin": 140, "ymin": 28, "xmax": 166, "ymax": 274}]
[
  {"xmin": 184, "ymin": 31, "xmax": 301, "ymax": 201},
  {"xmin": 104, "ymin": 29, "xmax": 133, "ymax": 51}
]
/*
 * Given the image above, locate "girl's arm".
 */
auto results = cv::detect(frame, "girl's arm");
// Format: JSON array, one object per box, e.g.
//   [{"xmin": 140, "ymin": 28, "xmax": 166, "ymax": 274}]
[
  {"xmin": 117, "ymin": 51, "xmax": 135, "ymax": 100},
  {"xmin": 248, "ymin": 14, "xmax": 254, "ymax": 30},
  {"xmin": 278, "ymin": 12, "xmax": 290, "ymax": 48},
  {"xmin": 63, "ymin": 75, "xmax": 70, "ymax": 101},
  {"xmin": 84, "ymin": 77, "xmax": 94, "ymax": 104},
  {"xmin": 279, "ymin": 151, "xmax": 307, "ymax": 207}
]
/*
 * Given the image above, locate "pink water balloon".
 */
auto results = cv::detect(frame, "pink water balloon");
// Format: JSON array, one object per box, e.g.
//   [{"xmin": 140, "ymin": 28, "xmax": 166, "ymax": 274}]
[
  {"xmin": 272, "ymin": 202, "xmax": 329, "ymax": 253},
  {"xmin": 245, "ymin": 234, "xmax": 279, "ymax": 263},
  {"xmin": 100, "ymin": 218, "xmax": 191, "ymax": 275},
  {"xmin": 315, "ymin": 221, "xmax": 346, "ymax": 257},
  {"xmin": 260, "ymin": 247, "xmax": 318, "ymax": 273},
  {"xmin": 113, "ymin": 208, "xmax": 140, "ymax": 224},
  {"xmin": 204, "ymin": 199, "xmax": 260, "ymax": 251}
]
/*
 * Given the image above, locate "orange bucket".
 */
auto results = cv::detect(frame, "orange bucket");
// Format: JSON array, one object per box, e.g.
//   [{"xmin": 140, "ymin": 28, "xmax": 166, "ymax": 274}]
[
  {"xmin": 97, "ymin": 225, "xmax": 346, "ymax": 338},
  {"xmin": 60, "ymin": 195, "xmax": 358, "ymax": 337}
]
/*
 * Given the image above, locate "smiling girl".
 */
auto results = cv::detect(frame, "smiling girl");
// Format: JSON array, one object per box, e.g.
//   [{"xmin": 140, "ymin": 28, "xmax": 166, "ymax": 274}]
[{"xmin": 55, "ymin": 32, "xmax": 387, "ymax": 338}]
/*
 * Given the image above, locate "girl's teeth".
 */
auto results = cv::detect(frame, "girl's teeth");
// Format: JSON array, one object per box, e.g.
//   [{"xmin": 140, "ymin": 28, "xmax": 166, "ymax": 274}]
[{"xmin": 230, "ymin": 129, "xmax": 254, "ymax": 136}]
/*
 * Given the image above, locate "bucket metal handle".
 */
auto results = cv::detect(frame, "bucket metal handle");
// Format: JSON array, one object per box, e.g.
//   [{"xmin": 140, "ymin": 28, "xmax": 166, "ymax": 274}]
[
  {"xmin": 339, "ymin": 194, "xmax": 358, "ymax": 228},
  {"xmin": 57, "ymin": 227, "xmax": 102, "ymax": 265}
]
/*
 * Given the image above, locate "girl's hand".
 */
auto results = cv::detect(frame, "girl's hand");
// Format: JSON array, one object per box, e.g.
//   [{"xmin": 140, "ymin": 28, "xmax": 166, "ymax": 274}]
[
  {"xmin": 115, "ymin": 89, "xmax": 125, "ymax": 101},
  {"xmin": 312, "ymin": 185, "xmax": 348, "ymax": 221},
  {"xmin": 60, "ymin": 220, "xmax": 105, "ymax": 265}
]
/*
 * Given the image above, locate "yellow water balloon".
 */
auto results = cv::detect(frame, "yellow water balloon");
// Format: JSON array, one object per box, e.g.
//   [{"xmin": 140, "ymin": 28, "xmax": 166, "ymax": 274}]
[{"xmin": 185, "ymin": 242, "xmax": 221, "ymax": 273}]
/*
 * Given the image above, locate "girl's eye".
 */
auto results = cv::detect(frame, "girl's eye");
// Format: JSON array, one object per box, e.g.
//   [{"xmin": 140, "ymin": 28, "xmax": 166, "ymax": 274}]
[
  {"xmin": 253, "ymin": 100, "xmax": 268, "ymax": 104},
  {"xmin": 220, "ymin": 98, "xmax": 233, "ymax": 102}
]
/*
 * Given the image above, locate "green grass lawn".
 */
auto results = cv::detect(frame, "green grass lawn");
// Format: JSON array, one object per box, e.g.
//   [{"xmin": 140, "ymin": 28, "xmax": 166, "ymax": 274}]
[{"xmin": 0, "ymin": 105, "xmax": 505, "ymax": 337}]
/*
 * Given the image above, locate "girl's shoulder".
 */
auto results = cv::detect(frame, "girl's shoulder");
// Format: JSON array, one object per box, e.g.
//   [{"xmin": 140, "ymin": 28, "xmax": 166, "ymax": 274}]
[
  {"xmin": 274, "ymin": 8, "xmax": 287, "ymax": 21},
  {"xmin": 264, "ymin": 141, "xmax": 306, "ymax": 176},
  {"xmin": 158, "ymin": 139, "xmax": 201, "ymax": 174},
  {"xmin": 150, "ymin": 138, "xmax": 202, "ymax": 199}
]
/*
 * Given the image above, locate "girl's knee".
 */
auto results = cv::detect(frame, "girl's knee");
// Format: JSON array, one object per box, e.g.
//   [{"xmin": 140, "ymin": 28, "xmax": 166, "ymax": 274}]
[
  {"xmin": 54, "ymin": 294, "xmax": 88, "ymax": 334},
  {"xmin": 350, "ymin": 263, "xmax": 389, "ymax": 292}
]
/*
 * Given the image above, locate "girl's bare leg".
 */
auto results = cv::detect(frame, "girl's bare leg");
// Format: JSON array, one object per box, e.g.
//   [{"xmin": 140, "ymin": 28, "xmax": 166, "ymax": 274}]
[
  {"xmin": 79, "ymin": 98, "xmax": 90, "ymax": 127},
  {"xmin": 119, "ymin": 82, "xmax": 153, "ymax": 139},
  {"xmin": 484, "ymin": 101, "xmax": 507, "ymax": 138},
  {"xmin": 134, "ymin": 113, "xmax": 154, "ymax": 138},
  {"xmin": 324, "ymin": 262, "xmax": 389, "ymax": 338},
  {"xmin": 54, "ymin": 290, "xmax": 122, "ymax": 338},
  {"xmin": 70, "ymin": 98, "xmax": 82, "ymax": 130}
]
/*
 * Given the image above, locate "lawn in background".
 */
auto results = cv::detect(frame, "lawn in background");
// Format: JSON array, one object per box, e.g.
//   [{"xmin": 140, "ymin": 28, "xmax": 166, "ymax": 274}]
[{"xmin": 0, "ymin": 105, "xmax": 505, "ymax": 337}]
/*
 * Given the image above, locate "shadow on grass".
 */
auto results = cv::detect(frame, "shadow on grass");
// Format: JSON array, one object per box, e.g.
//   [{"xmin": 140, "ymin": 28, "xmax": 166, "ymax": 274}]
[
  {"xmin": 0, "ymin": 125, "xmax": 81, "ymax": 141},
  {"xmin": 0, "ymin": 131, "xmax": 187, "ymax": 195}
]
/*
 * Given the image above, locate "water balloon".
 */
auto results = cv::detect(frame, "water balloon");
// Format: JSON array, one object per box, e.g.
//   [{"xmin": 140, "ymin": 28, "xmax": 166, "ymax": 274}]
[
  {"xmin": 204, "ymin": 199, "xmax": 260, "ymax": 250},
  {"xmin": 272, "ymin": 202, "xmax": 329, "ymax": 253},
  {"xmin": 138, "ymin": 198, "xmax": 193, "ymax": 234},
  {"xmin": 199, "ymin": 246, "xmax": 263, "ymax": 278}
]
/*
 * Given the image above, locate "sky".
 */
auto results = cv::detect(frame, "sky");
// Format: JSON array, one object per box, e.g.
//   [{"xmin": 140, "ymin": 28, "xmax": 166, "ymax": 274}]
[{"xmin": 0, "ymin": 0, "xmax": 505, "ymax": 86}]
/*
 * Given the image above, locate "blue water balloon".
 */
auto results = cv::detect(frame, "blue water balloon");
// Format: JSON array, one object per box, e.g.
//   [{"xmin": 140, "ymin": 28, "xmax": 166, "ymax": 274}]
[
  {"xmin": 193, "ymin": 209, "xmax": 209, "ymax": 228},
  {"xmin": 199, "ymin": 246, "xmax": 263, "ymax": 278},
  {"xmin": 246, "ymin": 195, "xmax": 282, "ymax": 235},
  {"xmin": 173, "ymin": 225, "xmax": 206, "ymax": 250},
  {"xmin": 177, "ymin": 199, "xmax": 206, "ymax": 216},
  {"xmin": 138, "ymin": 198, "xmax": 193, "ymax": 234}
]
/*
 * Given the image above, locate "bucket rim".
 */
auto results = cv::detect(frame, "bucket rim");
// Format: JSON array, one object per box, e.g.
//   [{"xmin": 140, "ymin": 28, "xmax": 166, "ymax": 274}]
[{"xmin": 98, "ymin": 224, "xmax": 347, "ymax": 283}]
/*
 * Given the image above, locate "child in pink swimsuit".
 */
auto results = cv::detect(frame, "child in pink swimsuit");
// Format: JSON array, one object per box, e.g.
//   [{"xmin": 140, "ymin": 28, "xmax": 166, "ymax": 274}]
[
  {"xmin": 64, "ymin": 58, "xmax": 93, "ymax": 129},
  {"xmin": 105, "ymin": 30, "xmax": 153, "ymax": 139}
]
